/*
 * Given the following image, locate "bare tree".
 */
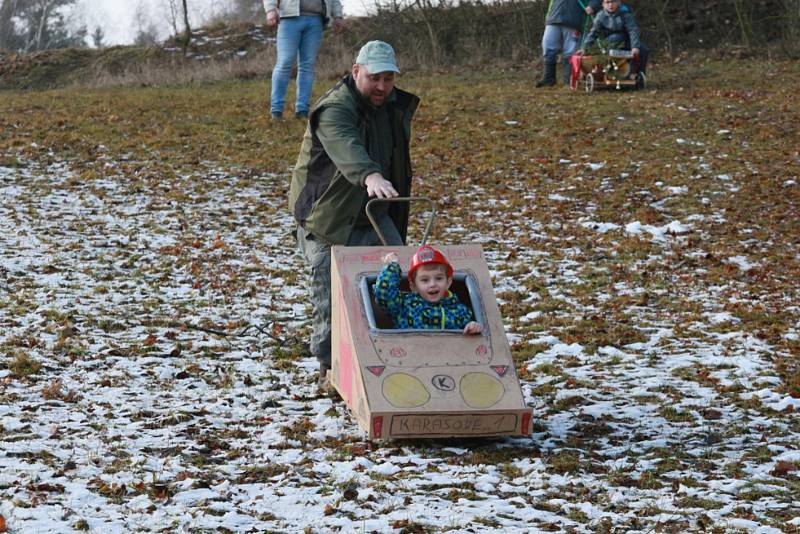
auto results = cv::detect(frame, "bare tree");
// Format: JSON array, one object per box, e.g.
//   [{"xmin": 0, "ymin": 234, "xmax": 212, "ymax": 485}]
[
  {"xmin": 91, "ymin": 24, "xmax": 103, "ymax": 48},
  {"xmin": 32, "ymin": 0, "xmax": 55, "ymax": 51},
  {"xmin": 134, "ymin": 25, "xmax": 159, "ymax": 45},
  {"xmin": 0, "ymin": 0, "xmax": 19, "ymax": 49},
  {"xmin": 181, "ymin": 0, "xmax": 190, "ymax": 56},
  {"xmin": 12, "ymin": 0, "xmax": 85, "ymax": 52},
  {"xmin": 134, "ymin": 1, "xmax": 159, "ymax": 46},
  {"xmin": 162, "ymin": 0, "xmax": 179, "ymax": 38}
]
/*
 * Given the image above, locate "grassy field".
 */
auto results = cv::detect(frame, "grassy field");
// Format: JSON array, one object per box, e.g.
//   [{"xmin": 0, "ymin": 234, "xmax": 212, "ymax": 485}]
[
  {"xmin": 1, "ymin": 58, "xmax": 800, "ymax": 532},
  {"xmin": 2, "ymin": 58, "xmax": 799, "ymax": 356}
]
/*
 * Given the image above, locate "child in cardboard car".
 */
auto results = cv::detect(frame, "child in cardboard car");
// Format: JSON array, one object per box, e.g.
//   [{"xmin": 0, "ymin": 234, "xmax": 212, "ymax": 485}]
[{"xmin": 374, "ymin": 245, "xmax": 481, "ymax": 334}]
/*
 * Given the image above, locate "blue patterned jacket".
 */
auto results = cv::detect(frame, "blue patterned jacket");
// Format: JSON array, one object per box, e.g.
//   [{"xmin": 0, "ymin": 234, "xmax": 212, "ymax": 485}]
[{"xmin": 373, "ymin": 262, "xmax": 474, "ymax": 330}]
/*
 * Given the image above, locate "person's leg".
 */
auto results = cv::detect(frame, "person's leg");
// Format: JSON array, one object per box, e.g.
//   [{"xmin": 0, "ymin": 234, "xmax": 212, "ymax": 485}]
[
  {"xmin": 271, "ymin": 17, "xmax": 302, "ymax": 117},
  {"xmin": 536, "ymin": 24, "xmax": 561, "ymax": 87},
  {"xmin": 562, "ymin": 26, "xmax": 581, "ymax": 85},
  {"xmin": 296, "ymin": 226, "xmax": 332, "ymax": 375},
  {"xmin": 541, "ymin": 24, "xmax": 562, "ymax": 66},
  {"xmin": 290, "ymin": 218, "xmax": 399, "ymax": 387},
  {"xmin": 295, "ymin": 16, "xmax": 324, "ymax": 116},
  {"xmin": 637, "ymin": 43, "xmax": 649, "ymax": 74}
]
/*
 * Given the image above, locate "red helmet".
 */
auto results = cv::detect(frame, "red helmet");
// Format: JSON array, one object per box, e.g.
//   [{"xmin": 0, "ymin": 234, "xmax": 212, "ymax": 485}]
[{"xmin": 408, "ymin": 245, "xmax": 453, "ymax": 281}]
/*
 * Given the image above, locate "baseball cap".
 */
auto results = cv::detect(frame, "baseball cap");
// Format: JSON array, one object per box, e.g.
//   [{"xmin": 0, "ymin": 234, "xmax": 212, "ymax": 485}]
[{"xmin": 355, "ymin": 40, "xmax": 400, "ymax": 74}]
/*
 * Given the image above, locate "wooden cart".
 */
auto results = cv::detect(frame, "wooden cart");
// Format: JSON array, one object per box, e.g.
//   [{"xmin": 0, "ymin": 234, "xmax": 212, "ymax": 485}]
[{"xmin": 570, "ymin": 49, "xmax": 646, "ymax": 92}]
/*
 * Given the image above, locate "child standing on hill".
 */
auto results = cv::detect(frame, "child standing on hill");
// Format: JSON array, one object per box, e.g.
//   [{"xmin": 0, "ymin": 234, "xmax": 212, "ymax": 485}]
[
  {"xmin": 374, "ymin": 245, "xmax": 481, "ymax": 334},
  {"xmin": 583, "ymin": 0, "xmax": 649, "ymax": 74}
]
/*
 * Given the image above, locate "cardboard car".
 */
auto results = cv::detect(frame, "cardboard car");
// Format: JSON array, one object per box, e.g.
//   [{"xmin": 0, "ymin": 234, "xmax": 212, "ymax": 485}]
[{"xmin": 330, "ymin": 243, "xmax": 532, "ymax": 440}]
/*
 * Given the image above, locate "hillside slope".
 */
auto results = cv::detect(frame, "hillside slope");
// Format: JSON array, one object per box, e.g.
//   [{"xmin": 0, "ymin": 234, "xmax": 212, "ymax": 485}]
[
  {"xmin": 0, "ymin": 23, "xmax": 274, "ymax": 90},
  {"xmin": 1, "ymin": 59, "xmax": 799, "ymax": 532}
]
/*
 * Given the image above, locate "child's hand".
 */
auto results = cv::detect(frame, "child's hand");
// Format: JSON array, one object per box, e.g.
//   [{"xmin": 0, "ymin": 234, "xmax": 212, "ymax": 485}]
[
  {"xmin": 383, "ymin": 252, "xmax": 398, "ymax": 264},
  {"xmin": 463, "ymin": 321, "xmax": 481, "ymax": 335}
]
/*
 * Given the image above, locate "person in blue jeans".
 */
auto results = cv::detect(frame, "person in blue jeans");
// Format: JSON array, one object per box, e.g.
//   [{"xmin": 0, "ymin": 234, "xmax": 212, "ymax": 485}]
[
  {"xmin": 264, "ymin": 0, "xmax": 344, "ymax": 120},
  {"xmin": 535, "ymin": 0, "xmax": 601, "ymax": 87}
]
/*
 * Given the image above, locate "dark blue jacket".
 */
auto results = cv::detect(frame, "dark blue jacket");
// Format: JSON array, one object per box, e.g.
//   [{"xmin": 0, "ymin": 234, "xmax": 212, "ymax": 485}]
[
  {"xmin": 584, "ymin": 9, "xmax": 642, "ymax": 50},
  {"xmin": 546, "ymin": 0, "xmax": 602, "ymax": 32}
]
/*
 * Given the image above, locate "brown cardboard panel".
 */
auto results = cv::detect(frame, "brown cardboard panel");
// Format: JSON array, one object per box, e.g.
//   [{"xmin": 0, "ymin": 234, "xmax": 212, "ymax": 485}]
[
  {"xmin": 331, "ymin": 252, "xmax": 370, "ymax": 431},
  {"xmin": 387, "ymin": 411, "xmax": 523, "ymax": 437},
  {"xmin": 369, "ymin": 410, "xmax": 532, "ymax": 440},
  {"xmin": 330, "ymin": 244, "xmax": 532, "ymax": 439}
]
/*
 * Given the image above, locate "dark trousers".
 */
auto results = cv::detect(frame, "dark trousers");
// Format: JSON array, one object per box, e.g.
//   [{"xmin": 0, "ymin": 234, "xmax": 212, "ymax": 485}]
[{"xmin": 296, "ymin": 217, "xmax": 403, "ymax": 367}]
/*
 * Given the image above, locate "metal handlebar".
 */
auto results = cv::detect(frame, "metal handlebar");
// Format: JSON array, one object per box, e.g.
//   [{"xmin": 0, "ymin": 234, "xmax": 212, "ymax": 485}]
[{"xmin": 365, "ymin": 196, "xmax": 437, "ymax": 247}]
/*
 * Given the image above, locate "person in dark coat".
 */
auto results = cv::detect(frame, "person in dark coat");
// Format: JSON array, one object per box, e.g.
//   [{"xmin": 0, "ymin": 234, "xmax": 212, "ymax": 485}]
[
  {"xmin": 288, "ymin": 41, "xmax": 420, "ymax": 390},
  {"xmin": 535, "ymin": 0, "xmax": 602, "ymax": 87}
]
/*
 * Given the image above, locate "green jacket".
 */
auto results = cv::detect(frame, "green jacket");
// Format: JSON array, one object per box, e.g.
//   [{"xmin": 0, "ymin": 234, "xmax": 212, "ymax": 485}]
[{"xmin": 289, "ymin": 75, "xmax": 420, "ymax": 245}]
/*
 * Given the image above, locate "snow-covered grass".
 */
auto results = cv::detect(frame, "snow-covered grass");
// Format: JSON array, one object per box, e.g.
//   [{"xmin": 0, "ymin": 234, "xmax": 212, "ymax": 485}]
[{"xmin": 1, "ymin": 59, "xmax": 799, "ymax": 533}]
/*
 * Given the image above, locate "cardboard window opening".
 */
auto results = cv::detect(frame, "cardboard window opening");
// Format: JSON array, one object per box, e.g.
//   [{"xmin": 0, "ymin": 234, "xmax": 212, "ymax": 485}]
[{"xmin": 360, "ymin": 272, "xmax": 485, "ymax": 332}]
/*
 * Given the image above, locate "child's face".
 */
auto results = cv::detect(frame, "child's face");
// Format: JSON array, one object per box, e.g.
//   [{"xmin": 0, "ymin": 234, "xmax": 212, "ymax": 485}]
[
  {"xmin": 410, "ymin": 264, "xmax": 452, "ymax": 303},
  {"xmin": 603, "ymin": 0, "xmax": 620, "ymax": 13}
]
